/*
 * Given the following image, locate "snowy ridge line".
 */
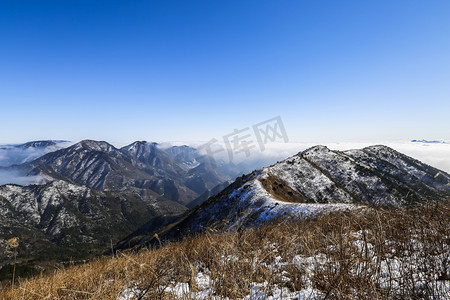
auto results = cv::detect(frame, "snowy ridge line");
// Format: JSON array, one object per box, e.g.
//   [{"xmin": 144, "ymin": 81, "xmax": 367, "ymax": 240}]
[{"xmin": 127, "ymin": 144, "xmax": 450, "ymax": 249}]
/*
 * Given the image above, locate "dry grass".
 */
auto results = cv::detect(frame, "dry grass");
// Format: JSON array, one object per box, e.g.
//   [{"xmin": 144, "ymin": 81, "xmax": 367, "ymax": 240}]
[{"xmin": 1, "ymin": 199, "xmax": 449, "ymax": 299}]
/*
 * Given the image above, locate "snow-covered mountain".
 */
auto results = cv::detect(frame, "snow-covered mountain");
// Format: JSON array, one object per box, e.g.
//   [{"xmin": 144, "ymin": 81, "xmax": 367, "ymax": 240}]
[
  {"xmin": 9, "ymin": 140, "xmax": 236, "ymax": 207},
  {"xmin": 119, "ymin": 145, "xmax": 450, "ymax": 249},
  {"xmin": 0, "ymin": 179, "xmax": 186, "ymax": 265},
  {"xmin": 121, "ymin": 141, "xmax": 233, "ymax": 199}
]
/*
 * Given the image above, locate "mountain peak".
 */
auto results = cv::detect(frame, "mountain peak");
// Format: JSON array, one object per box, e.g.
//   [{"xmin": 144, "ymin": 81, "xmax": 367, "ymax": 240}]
[
  {"xmin": 301, "ymin": 145, "xmax": 331, "ymax": 155},
  {"xmin": 120, "ymin": 142, "xmax": 160, "ymax": 159},
  {"xmin": 77, "ymin": 140, "xmax": 116, "ymax": 152},
  {"xmin": 363, "ymin": 144, "xmax": 395, "ymax": 152}
]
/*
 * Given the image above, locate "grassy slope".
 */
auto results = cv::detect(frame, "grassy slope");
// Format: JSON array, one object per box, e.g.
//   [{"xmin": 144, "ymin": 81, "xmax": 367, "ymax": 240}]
[{"xmin": 1, "ymin": 199, "xmax": 449, "ymax": 299}]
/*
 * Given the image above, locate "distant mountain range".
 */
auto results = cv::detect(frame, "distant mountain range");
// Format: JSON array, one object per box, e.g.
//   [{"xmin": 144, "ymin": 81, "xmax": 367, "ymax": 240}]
[
  {"xmin": 117, "ymin": 145, "xmax": 450, "ymax": 250},
  {"xmin": 411, "ymin": 139, "xmax": 448, "ymax": 144}
]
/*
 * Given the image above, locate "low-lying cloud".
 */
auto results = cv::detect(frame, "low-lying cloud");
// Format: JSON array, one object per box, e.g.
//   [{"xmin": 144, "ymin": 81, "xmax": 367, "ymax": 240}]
[
  {"xmin": 0, "ymin": 141, "xmax": 71, "ymax": 167},
  {"xmin": 0, "ymin": 169, "xmax": 48, "ymax": 186},
  {"xmin": 0, "ymin": 141, "xmax": 71, "ymax": 186}
]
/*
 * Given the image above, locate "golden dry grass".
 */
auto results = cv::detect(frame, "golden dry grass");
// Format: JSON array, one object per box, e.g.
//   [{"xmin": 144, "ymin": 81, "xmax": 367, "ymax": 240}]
[{"xmin": 1, "ymin": 199, "xmax": 449, "ymax": 299}]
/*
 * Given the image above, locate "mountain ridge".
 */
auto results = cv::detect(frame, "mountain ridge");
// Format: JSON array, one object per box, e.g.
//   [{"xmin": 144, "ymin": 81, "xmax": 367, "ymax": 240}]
[{"xmin": 117, "ymin": 144, "xmax": 450, "ymax": 250}]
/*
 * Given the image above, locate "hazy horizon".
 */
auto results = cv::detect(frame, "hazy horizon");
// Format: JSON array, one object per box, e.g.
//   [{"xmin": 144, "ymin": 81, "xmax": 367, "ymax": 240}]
[{"xmin": 2, "ymin": 138, "xmax": 450, "ymax": 176}]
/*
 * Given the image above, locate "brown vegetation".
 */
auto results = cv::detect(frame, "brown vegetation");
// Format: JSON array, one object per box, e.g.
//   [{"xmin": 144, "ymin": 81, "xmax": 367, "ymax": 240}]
[
  {"xmin": 1, "ymin": 199, "xmax": 449, "ymax": 299},
  {"xmin": 259, "ymin": 174, "xmax": 307, "ymax": 203}
]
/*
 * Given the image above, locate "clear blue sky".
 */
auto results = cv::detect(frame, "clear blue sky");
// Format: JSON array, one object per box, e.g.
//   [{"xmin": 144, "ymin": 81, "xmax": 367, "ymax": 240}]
[{"xmin": 1, "ymin": 0, "xmax": 449, "ymax": 144}]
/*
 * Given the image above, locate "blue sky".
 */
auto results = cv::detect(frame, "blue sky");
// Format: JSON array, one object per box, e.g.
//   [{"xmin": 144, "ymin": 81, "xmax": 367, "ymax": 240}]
[{"xmin": 1, "ymin": 1, "xmax": 449, "ymax": 144}]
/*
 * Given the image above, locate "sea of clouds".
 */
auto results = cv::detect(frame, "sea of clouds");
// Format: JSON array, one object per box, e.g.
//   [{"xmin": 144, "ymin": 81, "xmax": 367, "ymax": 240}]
[{"xmin": 0, "ymin": 141, "xmax": 71, "ymax": 186}]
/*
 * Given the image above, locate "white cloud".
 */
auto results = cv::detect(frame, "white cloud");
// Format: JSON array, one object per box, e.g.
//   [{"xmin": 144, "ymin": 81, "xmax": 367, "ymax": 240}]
[
  {"xmin": 0, "ymin": 169, "xmax": 48, "ymax": 186},
  {"xmin": 0, "ymin": 141, "xmax": 71, "ymax": 167}
]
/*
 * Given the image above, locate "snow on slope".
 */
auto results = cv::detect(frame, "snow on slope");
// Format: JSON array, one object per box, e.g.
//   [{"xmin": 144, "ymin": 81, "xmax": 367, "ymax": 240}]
[
  {"xmin": 267, "ymin": 153, "xmax": 353, "ymax": 203},
  {"xmin": 141, "ymin": 144, "xmax": 450, "ymax": 242},
  {"xmin": 221, "ymin": 174, "xmax": 356, "ymax": 231}
]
